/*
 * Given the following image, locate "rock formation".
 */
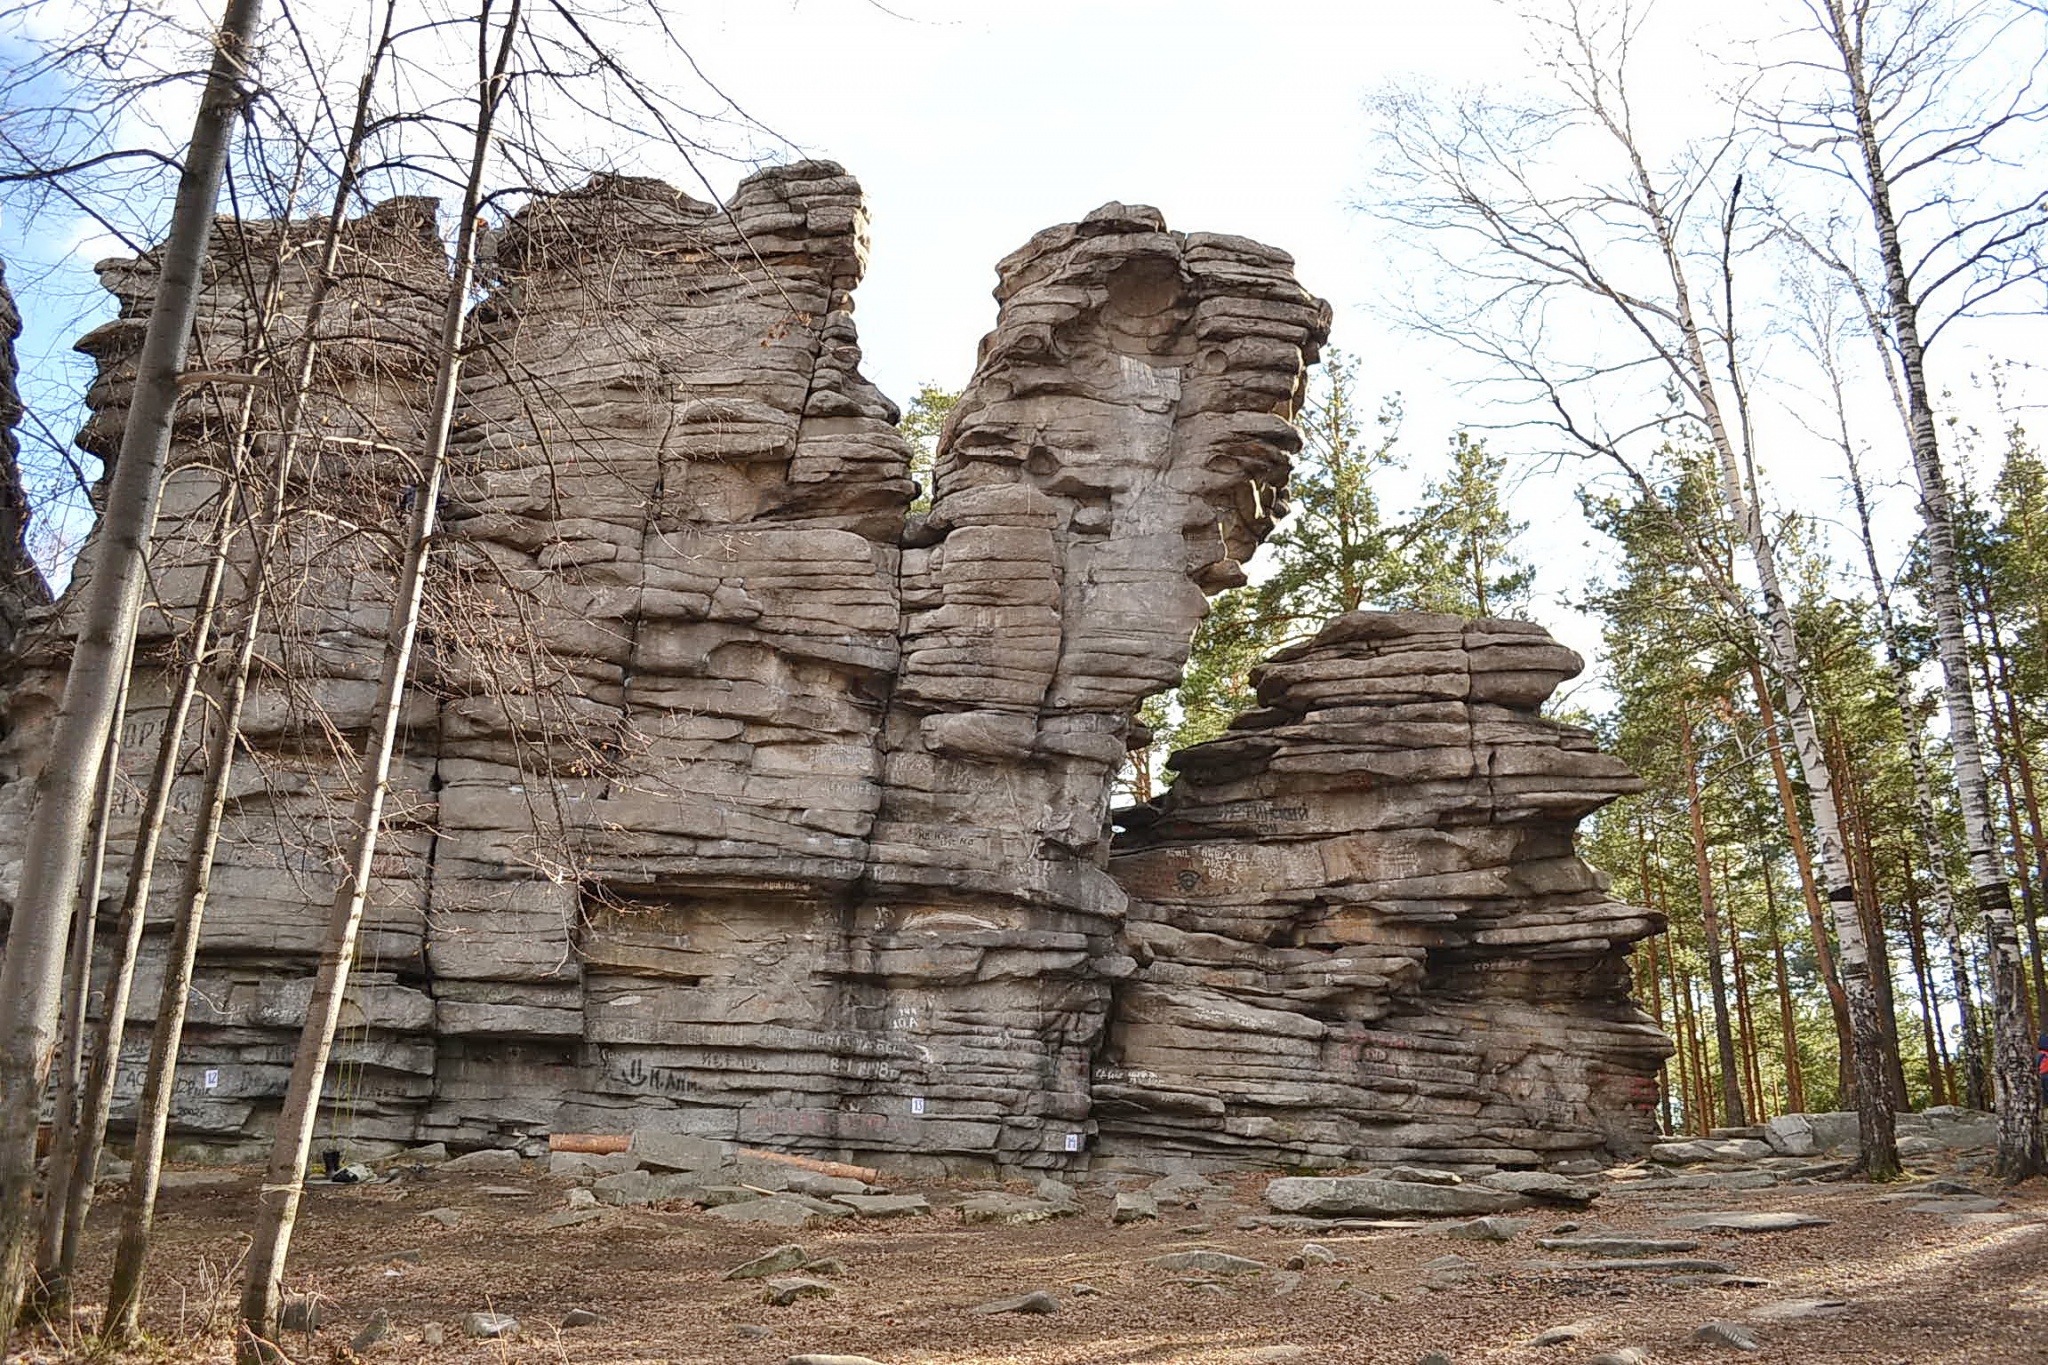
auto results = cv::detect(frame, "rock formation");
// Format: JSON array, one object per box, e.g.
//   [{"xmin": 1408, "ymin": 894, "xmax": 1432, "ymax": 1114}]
[
  {"xmin": 0, "ymin": 163, "xmax": 1667, "ymax": 1175},
  {"xmin": 1099, "ymin": 611, "xmax": 1670, "ymax": 1170},
  {"xmin": 0, "ymin": 260, "xmax": 49, "ymax": 652}
]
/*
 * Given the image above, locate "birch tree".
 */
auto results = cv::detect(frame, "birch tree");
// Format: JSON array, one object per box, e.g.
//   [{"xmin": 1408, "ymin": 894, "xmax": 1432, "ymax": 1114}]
[
  {"xmin": 1769, "ymin": 0, "xmax": 2048, "ymax": 1177},
  {"xmin": 237, "ymin": 3, "xmax": 523, "ymax": 1351},
  {"xmin": 0, "ymin": 0, "xmax": 262, "ymax": 1328},
  {"xmin": 1370, "ymin": 0, "xmax": 1901, "ymax": 1174}
]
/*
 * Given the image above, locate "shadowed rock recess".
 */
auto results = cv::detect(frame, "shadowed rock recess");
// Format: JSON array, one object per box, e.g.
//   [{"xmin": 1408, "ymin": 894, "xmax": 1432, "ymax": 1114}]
[{"xmin": 0, "ymin": 163, "xmax": 1669, "ymax": 1175}]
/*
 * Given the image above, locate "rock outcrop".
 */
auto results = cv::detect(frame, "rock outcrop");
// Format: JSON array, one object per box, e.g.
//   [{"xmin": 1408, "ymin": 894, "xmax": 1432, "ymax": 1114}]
[
  {"xmin": 0, "ymin": 163, "xmax": 1667, "ymax": 1175},
  {"xmin": 0, "ymin": 260, "xmax": 49, "ymax": 653},
  {"xmin": 1097, "ymin": 611, "xmax": 1670, "ymax": 1170}
]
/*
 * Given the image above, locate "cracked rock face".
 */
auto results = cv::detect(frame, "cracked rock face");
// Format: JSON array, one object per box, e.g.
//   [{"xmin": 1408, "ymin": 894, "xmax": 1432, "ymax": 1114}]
[
  {"xmin": 0, "ymin": 261, "xmax": 49, "ymax": 654},
  {"xmin": 0, "ymin": 163, "xmax": 1665, "ymax": 1174},
  {"xmin": 1099, "ymin": 612, "xmax": 1672, "ymax": 1170}
]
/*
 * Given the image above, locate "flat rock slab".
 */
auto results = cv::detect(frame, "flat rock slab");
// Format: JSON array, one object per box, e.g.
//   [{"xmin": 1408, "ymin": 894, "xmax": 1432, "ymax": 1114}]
[
  {"xmin": 786, "ymin": 1358, "xmax": 888, "ymax": 1365},
  {"xmin": 1444, "ymin": 1216, "xmax": 1531, "ymax": 1242},
  {"xmin": 1535, "ymin": 1237, "xmax": 1702, "ymax": 1257},
  {"xmin": 630, "ymin": 1132, "xmax": 730, "ymax": 1173},
  {"xmin": 1652, "ymin": 1139, "xmax": 1773, "ymax": 1164},
  {"xmin": 543, "ymin": 1208, "xmax": 603, "ymax": 1228},
  {"xmin": 1694, "ymin": 1319, "xmax": 1762, "ymax": 1351},
  {"xmin": 711, "ymin": 1197, "xmax": 844, "ymax": 1228},
  {"xmin": 764, "ymin": 1277, "xmax": 835, "ymax": 1307},
  {"xmin": 1237, "ymin": 1215, "xmax": 1427, "ymax": 1232},
  {"xmin": 1478, "ymin": 1171, "xmax": 1599, "ymax": 1207},
  {"xmin": 1747, "ymin": 1298, "xmax": 1851, "ymax": 1323},
  {"xmin": 1264, "ymin": 1176, "xmax": 1528, "ymax": 1219},
  {"xmin": 1663, "ymin": 1211, "xmax": 1832, "ymax": 1233},
  {"xmin": 1528, "ymin": 1320, "xmax": 1596, "ymax": 1346},
  {"xmin": 957, "ymin": 1194, "xmax": 1075, "ymax": 1226},
  {"xmin": 464, "ymin": 1311, "xmax": 517, "ymax": 1339},
  {"xmin": 972, "ymin": 1290, "xmax": 1058, "ymax": 1315},
  {"xmin": 1612, "ymin": 1171, "xmax": 1779, "ymax": 1193},
  {"xmin": 832, "ymin": 1194, "xmax": 930, "ymax": 1219},
  {"xmin": 1150, "ymin": 1250, "xmax": 1271, "ymax": 1275},
  {"xmin": 1525, "ymin": 1257, "xmax": 1737, "ymax": 1274},
  {"xmin": 1903, "ymin": 1196, "xmax": 2004, "ymax": 1215},
  {"xmin": 727, "ymin": 1245, "xmax": 810, "ymax": 1280}
]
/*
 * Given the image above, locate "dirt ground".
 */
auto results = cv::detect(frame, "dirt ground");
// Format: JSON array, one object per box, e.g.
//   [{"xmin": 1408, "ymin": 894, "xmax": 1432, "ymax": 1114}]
[{"xmin": 8, "ymin": 1158, "xmax": 2047, "ymax": 1365}]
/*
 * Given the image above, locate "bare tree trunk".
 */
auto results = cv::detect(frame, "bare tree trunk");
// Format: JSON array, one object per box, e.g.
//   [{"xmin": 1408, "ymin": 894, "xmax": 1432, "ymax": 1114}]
[
  {"xmin": 0, "ymin": 0, "xmax": 262, "ymax": 1327},
  {"xmin": 1746, "ymin": 665, "xmax": 1856, "ymax": 1090},
  {"xmin": 1819, "ymin": 0, "xmax": 2040, "ymax": 1179},
  {"xmin": 238, "ymin": 7, "xmax": 522, "ymax": 1351},
  {"xmin": 30, "ymin": 671, "xmax": 128, "ymax": 1302},
  {"xmin": 1975, "ymin": 597, "xmax": 2048, "ymax": 1032},
  {"xmin": 1902, "ymin": 847, "xmax": 1950, "ymax": 1106},
  {"xmin": 1681, "ymin": 710, "xmax": 1748, "ymax": 1127},
  {"xmin": 1723, "ymin": 863, "xmax": 1766, "ymax": 1121},
  {"xmin": 104, "ymin": 568, "xmax": 272, "ymax": 1340},
  {"xmin": 43, "ymin": 495, "xmax": 235, "ymax": 1300},
  {"xmin": 1838, "ymin": 426, "xmax": 1987, "ymax": 1109},
  {"xmin": 1762, "ymin": 855, "xmax": 1807, "ymax": 1113}
]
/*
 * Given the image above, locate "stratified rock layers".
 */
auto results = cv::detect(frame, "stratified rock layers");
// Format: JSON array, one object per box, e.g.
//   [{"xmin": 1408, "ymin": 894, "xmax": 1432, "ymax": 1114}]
[
  {"xmin": 1099, "ymin": 612, "xmax": 1670, "ymax": 1169},
  {"xmin": 1, "ymin": 163, "xmax": 1667, "ymax": 1174}
]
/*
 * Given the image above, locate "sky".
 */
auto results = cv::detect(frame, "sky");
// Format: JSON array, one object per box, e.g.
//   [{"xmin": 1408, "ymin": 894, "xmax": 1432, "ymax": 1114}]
[{"xmin": 5, "ymin": 0, "xmax": 2044, "ymax": 691}]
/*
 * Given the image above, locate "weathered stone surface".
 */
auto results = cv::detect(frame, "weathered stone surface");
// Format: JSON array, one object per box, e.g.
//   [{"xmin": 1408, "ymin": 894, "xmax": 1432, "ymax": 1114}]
[
  {"xmin": 1097, "ymin": 612, "xmax": 1668, "ymax": 1172},
  {"xmin": 832, "ymin": 1193, "xmax": 929, "ymax": 1219},
  {"xmin": 1265, "ymin": 1176, "xmax": 1528, "ymax": 1219},
  {"xmin": 1443, "ymin": 1216, "xmax": 1529, "ymax": 1242},
  {"xmin": 1113, "ymin": 1190, "xmax": 1160, "ymax": 1223},
  {"xmin": 1662, "ymin": 1211, "xmax": 1831, "ymax": 1234},
  {"xmin": 1477, "ymin": 1171, "xmax": 1598, "ymax": 1206},
  {"xmin": 0, "ymin": 263, "xmax": 48, "ymax": 653},
  {"xmin": 0, "ymin": 165, "xmax": 1670, "ymax": 1178},
  {"xmin": 1149, "ymin": 1250, "xmax": 1271, "ymax": 1275},
  {"xmin": 726, "ymin": 1245, "xmax": 810, "ymax": 1280},
  {"xmin": 958, "ymin": 1193, "xmax": 1074, "ymax": 1226},
  {"xmin": 972, "ymin": 1290, "xmax": 1058, "ymax": 1315},
  {"xmin": 764, "ymin": 1277, "xmax": 835, "ymax": 1307}
]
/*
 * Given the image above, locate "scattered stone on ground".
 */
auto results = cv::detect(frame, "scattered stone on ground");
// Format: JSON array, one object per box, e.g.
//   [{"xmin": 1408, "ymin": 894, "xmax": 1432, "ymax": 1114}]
[
  {"xmin": 832, "ymin": 1193, "xmax": 929, "ymax": 1219},
  {"xmin": 957, "ymin": 1193, "xmax": 1074, "ymax": 1226},
  {"xmin": 1113, "ymin": 1190, "xmax": 1159, "ymax": 1223},
  {"xmin": 1476, "ymin": 1171, "xmax": 1598, "ymax": 1207},
  {"xmin": 1528, "ymin": 1320, "xmax": 1595, "ymax": 1346},
  {"xmin": 1694, "ymin": 1319, "xmax": 1764, "ymax": 1351},
  {"xmin": 1747, "ymin": 1298, "xmax": 1851, "ymax": 1323},
  {"xmin": 1149, "ymin": 1250, "xmax": 1272, "ymax": 1275},
  {"xmin": 1264, "ymin": 1176, "xmax": 1527, "ymax": 1219},
  {"xmin": 420, "ymin": 1208, "xmax": 461, "ymax": 1228},
  {"xmin": 348, "ymin": 1309, "xmax": 391, "ymax": 1353},
  {"xmin": 764, "ymin": 1277, "xmax": 835, "ymax": 1307},
  {"xmin": 727, "ymin": 1245, "xmax": 811, "ymax": 1281},
  {"xmin": 971, "ymin": 1290, "xmax": 1058, "ymax": 1315},
  {"xmin": 463, "ymin": 1311, "xmax": 516, "ymax": 1339},
  {"xmin": 1443, "ymin": 1216, "xmax": 1529, "ymax": 1242},
  {"xmin": 1664, "ymin": 1210, "xmax": 1832, "ymax": 1233},
  {"xmin": 560, "ymin": 1307, "xmax": 603, "ymax": 1328}
]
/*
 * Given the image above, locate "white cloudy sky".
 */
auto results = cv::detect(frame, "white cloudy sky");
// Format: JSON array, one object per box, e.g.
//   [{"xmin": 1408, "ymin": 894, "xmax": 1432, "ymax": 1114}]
[{"xmin": 6, "ymin": 0, "xmax": 2044, "ymax": 682}]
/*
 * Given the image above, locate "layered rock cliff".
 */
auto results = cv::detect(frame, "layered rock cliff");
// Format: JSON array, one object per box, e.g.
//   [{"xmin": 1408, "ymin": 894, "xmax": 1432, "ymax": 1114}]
[
  {"xmin": 0, "ymin": 164, "xmax": 1666, "ymax": 1174},
  {"xmin": 1099, "ymin": 611, "xmax": 1670, "ymax": 1170}
]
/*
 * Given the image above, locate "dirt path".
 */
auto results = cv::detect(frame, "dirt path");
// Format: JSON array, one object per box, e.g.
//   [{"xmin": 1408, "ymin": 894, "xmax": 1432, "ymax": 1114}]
[{"xmin": 10, "ymin": 1163, "xmax": 2046, "ymax": 1363}]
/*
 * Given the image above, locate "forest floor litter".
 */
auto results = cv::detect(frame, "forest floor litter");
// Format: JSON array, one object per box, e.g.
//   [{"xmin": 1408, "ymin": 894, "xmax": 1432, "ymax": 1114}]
[{"xmin": 7, "ymin": 1154, "xmax": 2045, "ymax": 1364}]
